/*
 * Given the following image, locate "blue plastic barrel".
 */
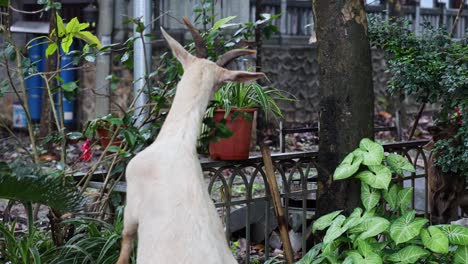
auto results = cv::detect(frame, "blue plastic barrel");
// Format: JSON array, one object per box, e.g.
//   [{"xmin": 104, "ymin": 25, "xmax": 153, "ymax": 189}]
[
  {"xmin": 57, "ymin": 45, "xmax": 76, "ymax": 125},
  {"xmin": 25, "ymin": 38, "xmax": 46, "ymax": 122}
]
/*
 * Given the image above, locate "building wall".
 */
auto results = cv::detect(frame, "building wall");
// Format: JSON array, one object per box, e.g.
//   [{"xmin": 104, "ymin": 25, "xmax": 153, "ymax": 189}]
[{"xmin": 261, "ymin": 44, "xmax": 393, "ymax": 126}]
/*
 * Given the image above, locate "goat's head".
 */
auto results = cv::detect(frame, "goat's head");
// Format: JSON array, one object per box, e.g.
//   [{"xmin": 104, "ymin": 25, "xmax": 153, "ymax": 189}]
[
  {"xmin": 424, "ymin": 121, "xmax": 460, "ymax": 151},
  {"xmin": 160, "ymin": 18, "xmax": 265, "ymax": 93}
]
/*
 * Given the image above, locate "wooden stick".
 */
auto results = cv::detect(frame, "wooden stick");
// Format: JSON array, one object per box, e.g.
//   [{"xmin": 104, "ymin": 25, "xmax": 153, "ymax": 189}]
[
  {"xmin": 449, "ymin": 1, "xmax": 465, "ymax": 38},
  {"xmin": 260, "ymin": 144, "xmax": 294, "ymax": 264},
  {"xmin": 408, "ymin": 103, "xmax": 426, "ymax": 140}
]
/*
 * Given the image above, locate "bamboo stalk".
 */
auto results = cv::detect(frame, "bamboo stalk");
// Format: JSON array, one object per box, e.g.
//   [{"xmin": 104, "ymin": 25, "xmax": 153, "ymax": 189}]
[{"xmin": 260, "ymin": 144, "xmax": 294, "ymax": 264}]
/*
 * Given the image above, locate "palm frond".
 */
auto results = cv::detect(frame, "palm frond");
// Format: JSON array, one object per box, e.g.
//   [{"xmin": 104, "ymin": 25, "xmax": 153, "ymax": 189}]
[{"xmin": 0, "ymin": 162, "xmax": 83, "ymax": 214}]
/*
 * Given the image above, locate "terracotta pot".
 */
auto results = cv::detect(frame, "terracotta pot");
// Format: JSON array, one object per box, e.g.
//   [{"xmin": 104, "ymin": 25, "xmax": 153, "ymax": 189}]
[
  {"xmin": 209, "ymin": 108, "xmax": 256, "ymax": 160},
  {"xmin": 96, "ymin": 127, "xmax": 123, "ymax": 147}
]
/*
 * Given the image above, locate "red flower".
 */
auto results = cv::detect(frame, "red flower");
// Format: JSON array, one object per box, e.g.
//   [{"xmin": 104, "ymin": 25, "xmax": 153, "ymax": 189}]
[
  {"xmin": 455, "ymin": 106, "xmax": 461, "ymax": 117},
  {"xmin": 81, "ymin": 139, "xmax": 92, "ymax": 162}
]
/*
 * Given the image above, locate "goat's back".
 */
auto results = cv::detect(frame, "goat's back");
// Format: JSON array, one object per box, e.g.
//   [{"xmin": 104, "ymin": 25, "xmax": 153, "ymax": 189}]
[{"xmin": 125, "ymin": 146, "xmax": 238, "ymax": 264}]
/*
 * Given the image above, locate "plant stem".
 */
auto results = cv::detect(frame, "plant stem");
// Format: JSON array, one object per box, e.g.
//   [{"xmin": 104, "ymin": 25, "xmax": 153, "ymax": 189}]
[
  {"xmin": 14, "ymin": 48, "xmax": 40, "ymax": 163},
  {"xmin": 23, "ymin": 202, "xmax": 34, "ymax": 236}
]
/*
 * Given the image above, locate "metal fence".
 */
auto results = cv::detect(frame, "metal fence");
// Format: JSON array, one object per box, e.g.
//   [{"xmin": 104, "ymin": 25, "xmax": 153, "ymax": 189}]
[
  {"xmin": 200, "ymin": 140, "xmax": 430, "ymax": 263},
  {"xmin": 84, "ymin": 140, "xmax": 431, "ymax": 263},
  {"xmin": 249, "ymin": 0, "xmax": 468, "ymax": 39}
]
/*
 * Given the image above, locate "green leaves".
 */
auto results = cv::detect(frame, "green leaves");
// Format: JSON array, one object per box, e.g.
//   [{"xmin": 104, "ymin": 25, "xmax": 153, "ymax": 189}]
[
  {"xmin": 210, "ymin": 16, "xmax": 237, "ymax": 32},
  {"xmin": 357, "ymin": 165, "xmax": 392, "ymax": 190},
  {"xmin": 361, "ymin": 182, "xmax": 380, "ymax": 211},
  {"xmin": 437, "ymin": 225, "xmax": 468, "ymax": 245},
  {"xmin": 383, "ymin": 184, "xmax": 399, "ymax": 211},
  {"xmin": 312, "ymin": 210, "xmax": 342, "ymax": 233},
  {"xmin": 386, "ymin": 153, "xmax": 415, "ymax": 175},
  {"xmin": 397, "ymin": 187, "xmax": 413, "ymax": 212},
  {"xmin": 387, "ymin": 245, "xmax": 428, "ymax": 263},
  {"xmin": 454, "ymin": 245, "xmax": 468, "ymax": 264},
  {"xmin": 356, "ymin": 216, "xmax": 390, "ymax": 240},
  {"xmin": 390, "ymin": 211, "xmax": 428, "ymax": 245},
  {"xmin": 0, "ymin": 162, "xmax": 83, "ymax": 213},
  {"xmin": 300, "ymin": 138, "xmax": 467, "ymax": 263},
  {"xmin": 333, "ymin": 152, "xmax": 363, "ymax": 180},
  {"xmin": 47, "ymin": 14, "xmax": 102, "ymax": 57},
  {"xmin": 344, "ymin": 250, "xmax": 382, "ymax": 264},
  {"xmin": 421, "ymin": 226, "xmax": 449, "ymax": 254},
  {"xmin": 359, "ymin": 138, "xmax": 385, "ymax": 166},
  {"xmin": 323, "ymin": 215, "xmax": 347, "ymax": 244}
]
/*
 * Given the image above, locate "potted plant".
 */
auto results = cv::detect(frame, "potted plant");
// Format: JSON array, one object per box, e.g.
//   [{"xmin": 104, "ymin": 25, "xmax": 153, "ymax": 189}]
[
  {"xmin": 84, "ymin": 115, "xmax": 125, "ymax": 148},
  {"xmin": 202, "ymin": 81, "xmax": 292, "ymax": 160}
]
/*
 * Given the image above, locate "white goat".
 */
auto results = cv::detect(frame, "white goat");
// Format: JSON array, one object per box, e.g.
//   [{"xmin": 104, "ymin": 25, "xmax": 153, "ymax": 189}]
[{"xmin": 116, "ymin": 24, "xmax": 264, "ymax": 264}]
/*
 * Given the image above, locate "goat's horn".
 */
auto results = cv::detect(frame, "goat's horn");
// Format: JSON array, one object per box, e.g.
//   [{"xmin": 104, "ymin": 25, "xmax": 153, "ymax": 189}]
[
  {"xmin": 182, "ymin": 17, "xmax": 207, "ymax": 59},
  {"xmin": 216, "ymin": 49, "xmax": 257, "ymax": 67}
]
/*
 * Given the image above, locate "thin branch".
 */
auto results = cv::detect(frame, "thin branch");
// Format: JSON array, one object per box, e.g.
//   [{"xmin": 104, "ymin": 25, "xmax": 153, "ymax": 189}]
[
  {"xmin": 9, "ymin": 5, "xmax": 45, "ymax": 14},
  {"xmin": 0, "ymin": 121, "xmax": 34, "ymax": 161}
]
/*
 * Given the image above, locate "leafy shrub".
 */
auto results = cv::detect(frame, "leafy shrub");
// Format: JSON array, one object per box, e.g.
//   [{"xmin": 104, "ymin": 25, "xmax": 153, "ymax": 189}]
[
  {"xmin": 298, "ymin": 138, "xmax": 468, "ymax": 264},
  {"xmin": 368, "ymin": 17, "xmax": 467, "ymax": 174}
]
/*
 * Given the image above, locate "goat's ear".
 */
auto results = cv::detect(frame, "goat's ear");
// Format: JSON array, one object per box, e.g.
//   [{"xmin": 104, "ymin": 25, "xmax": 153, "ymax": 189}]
[
  {"xmin": 160, "ymin": 27, "xmax": 193, "ymax": 68},
  {"xmin": 220, "ymin": 70, "xmax": 266, "ymax": 83}
]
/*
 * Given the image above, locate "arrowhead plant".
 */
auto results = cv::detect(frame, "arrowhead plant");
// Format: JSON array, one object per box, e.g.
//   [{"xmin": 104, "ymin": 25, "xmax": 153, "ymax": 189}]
[{"xmin": 298, "ymin": 138, "xmax": 468, "ymax": 264}]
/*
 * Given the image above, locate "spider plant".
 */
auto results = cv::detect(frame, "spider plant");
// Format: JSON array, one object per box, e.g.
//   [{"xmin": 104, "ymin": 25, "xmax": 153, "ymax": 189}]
[
  {"xmin": 47, "ymin": 206, "xmax": 137, "ymax": 264},
  {"xmin": 0, "ymin": 221, "xmax": 56, "ymax": 264},
  {"xmin": 198, "ymin": 81, "xmax": 293, "ymax": 154},
  {"xmin": 212, "ymin": 81, "xmax": 293, "ymax": 119}
]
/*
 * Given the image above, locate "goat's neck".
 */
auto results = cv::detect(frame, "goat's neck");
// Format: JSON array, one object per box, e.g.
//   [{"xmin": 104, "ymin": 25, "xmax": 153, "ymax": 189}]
[{"xmin": 155, "ymin": 65, "xmax": 216, "ymax": 151}]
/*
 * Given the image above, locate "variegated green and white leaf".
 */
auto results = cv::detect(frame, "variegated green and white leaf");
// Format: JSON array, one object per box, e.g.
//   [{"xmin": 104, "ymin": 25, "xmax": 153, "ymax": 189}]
[
  {"xmin": 398, "ymin": 187, "xmax": 413, "ymax": 212},
  {"xmin": 383, "ymin": 184, "xmax": 400, "ymax": 211},
  {"xmin": 359, "ymin": 138, "xmax": 385, "ymax": 166},
  {"xmin": 387, "ymin": 245, "xmax": 428, "ymax": 263},
  {"xmin": 454, "ymin": 245, "xmax": 468, "ymax": 264},
  {"xmin": 343, "ymin": 250, "xmax": 382, "ymax": 264},
  {"xmin": 357, "ymin": 217, "xmax": 390, "ymax": 240},
  {"xmin": 420, "ymin": 226, "xmax": 449, "ymax": 254},
  {"xmin": 342, "ymin": 207, "xmax": 363, "ymax": 230},
  {"xmin": 357, "ymin": 165, "xmax": 392, "ymax": 190},
  {"xmin": 386, "ymin": 153, "xmax": 415, "ymax": 175},
  {"xmin": 361, "ymin": 182, "xmax": 381, "ymax": 211},
  {"xmin": 437, "ymin": 225, "xmax": 468, "ymax": 245},
  {"xmin": 390, "ymin": 211, "xmax": 428, "ymax": 245},
  {"xmin": 312, "ymin": 210, "xmax": 342, "ymax": 233},
  {"xmin": 333, "ymin": 152, "xmax": 363, "ymax": 180},
  {"xmin": 323, "ymin": 215, "xmax": 347, "ymax": 244}
]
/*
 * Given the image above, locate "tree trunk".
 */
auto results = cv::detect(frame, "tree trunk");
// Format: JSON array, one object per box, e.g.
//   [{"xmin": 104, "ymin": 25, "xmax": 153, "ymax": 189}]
[{"xmin": 313, "ymin": 0, "xmax": 374, "ymax": 216}]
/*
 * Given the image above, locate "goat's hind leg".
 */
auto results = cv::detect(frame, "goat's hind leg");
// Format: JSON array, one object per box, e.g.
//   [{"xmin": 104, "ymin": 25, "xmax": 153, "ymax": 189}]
[{"xmin": 117, "ymin": 206, "xmax": 138, "ymax": 264}]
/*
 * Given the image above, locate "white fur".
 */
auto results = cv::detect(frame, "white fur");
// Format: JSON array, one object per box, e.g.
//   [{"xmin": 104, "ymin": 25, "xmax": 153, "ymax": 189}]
[{"xmin": 116, "ymin": 29, "xmax": 263, "ymax": 264}]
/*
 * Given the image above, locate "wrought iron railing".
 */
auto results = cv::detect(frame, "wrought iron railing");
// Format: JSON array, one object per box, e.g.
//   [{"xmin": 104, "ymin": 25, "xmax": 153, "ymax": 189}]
[{"xmin": 81, "ymin": 140, "xmax": 431, "ymax": 263}]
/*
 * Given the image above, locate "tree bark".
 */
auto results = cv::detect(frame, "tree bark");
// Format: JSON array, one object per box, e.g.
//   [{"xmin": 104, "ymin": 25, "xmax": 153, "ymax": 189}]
[{"xmin": 313, "ymin": 0, "xmax": 374, "ymax": 216}]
